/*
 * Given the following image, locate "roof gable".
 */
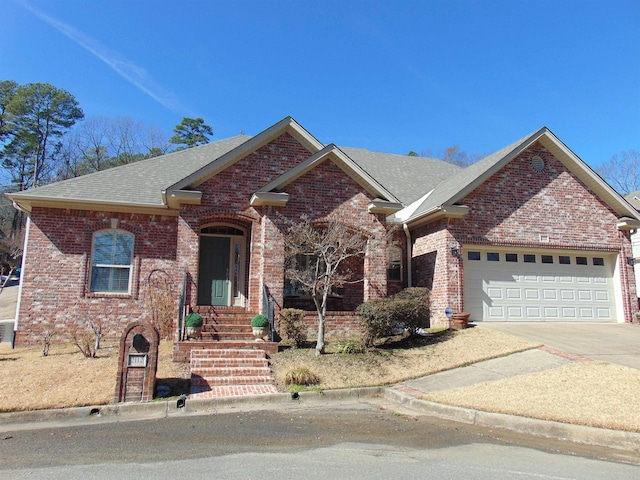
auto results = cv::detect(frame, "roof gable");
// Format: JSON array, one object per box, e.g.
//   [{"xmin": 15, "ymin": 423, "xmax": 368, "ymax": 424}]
[
  {"xmin": 250, "ymin": 144, "xmax": 401, "ymax": 208},
  {"xmin": 166, "ymin": 117, "xmax": 324, "ymax": 195},
  {"xmin": 396, "ymin": 127, "xmax": 640, "ymax": 225}
]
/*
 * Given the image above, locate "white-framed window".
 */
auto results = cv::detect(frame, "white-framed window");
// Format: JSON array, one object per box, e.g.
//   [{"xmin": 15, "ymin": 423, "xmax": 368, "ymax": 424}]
[
  {"xmin": 388, "ymin": 245, "xmax": 402, "ymax": 282},
  {"xmin": 90, "ymin": 229, "xmax": 134, "ymax": 293}
]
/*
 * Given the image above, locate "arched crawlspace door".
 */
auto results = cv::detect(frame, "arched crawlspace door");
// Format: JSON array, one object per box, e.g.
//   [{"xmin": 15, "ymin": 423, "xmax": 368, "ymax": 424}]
[{"xmin": 197, "ymin": 225, "xmax": 246, "ymax": 307}]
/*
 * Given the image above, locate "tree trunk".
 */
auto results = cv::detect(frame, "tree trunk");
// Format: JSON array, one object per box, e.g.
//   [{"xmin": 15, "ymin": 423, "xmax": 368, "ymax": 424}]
[{"xmin": 314, "ymin": 292, "xmax": 327, "ymax": 356}]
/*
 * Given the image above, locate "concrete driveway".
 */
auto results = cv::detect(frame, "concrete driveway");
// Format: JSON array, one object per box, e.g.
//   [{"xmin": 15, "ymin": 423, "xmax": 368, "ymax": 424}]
[{"xmin": 478, "ymin": 322, "xmax": 640, "ymax": 370}]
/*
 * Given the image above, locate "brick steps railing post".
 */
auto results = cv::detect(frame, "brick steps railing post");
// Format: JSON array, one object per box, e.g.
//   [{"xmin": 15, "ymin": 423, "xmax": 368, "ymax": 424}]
[{"xmin": 189, "ymin": 348, "xmax": 278, "ymax": 398}]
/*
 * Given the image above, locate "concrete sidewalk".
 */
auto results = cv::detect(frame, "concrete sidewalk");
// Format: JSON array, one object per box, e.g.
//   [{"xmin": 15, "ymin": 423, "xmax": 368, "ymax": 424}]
[{"xmin": 402, "ymin": 348, "xmax": 578, "ymax": 394}]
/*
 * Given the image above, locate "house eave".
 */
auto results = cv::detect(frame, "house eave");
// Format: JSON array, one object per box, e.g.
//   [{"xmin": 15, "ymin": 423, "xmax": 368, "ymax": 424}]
[
  {"xmin": 5, "ymin": 193, "xmax": 177, "ymax": 216},
  {"xmin": 617, "ymin": 217, "xmax": 640, "ymax": 231},
  {"xmin": 368, "ymin": 199, "xmax": 404, "ymax": 215},
  {"xmin": 407, "ymin": 205, "xmax": 469, "ymax": 228},
  {"xmin": 164, "ymin": 189, "xmax": 203, "ymax": 209},
  {"xmin": 250, "ymin": 191, "xmax": 290, "ymax": 207}
]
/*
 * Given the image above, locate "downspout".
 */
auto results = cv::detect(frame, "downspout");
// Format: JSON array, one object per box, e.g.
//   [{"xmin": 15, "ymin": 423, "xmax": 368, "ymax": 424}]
[
  {"xmin": 403, "ymin": 223, "xmax": 412, "ymax": 287},
  {"xmin": 12, "ymin": 207, "xmax": 31, "ymax": 349}
]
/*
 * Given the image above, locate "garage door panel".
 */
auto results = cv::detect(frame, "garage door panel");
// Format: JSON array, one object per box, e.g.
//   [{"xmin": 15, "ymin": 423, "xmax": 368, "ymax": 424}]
[
  {"xmin": 560, "ymin": 289, "xmax": 575, "ymax": 300},
  {"xmin": 578, "ymin": 290, "xmax": 592, "ymax": 301},
  {"xmin": 506, "ymin": 288, "xmax": 521, "ymax": 299},
  {"xmin": 507, "ymin": 306, "xmax": 523, "ymax": 318},
  {"xmin": 525, "ymin": 306, "xmax": 542, "ymax": 318},
  {"xmin": 544, "ymin": 307, "xmax": 560, "ymax": 318},
  {"xmin": 486, "ymin": 287, "xmax": 503, "ymax": 299},
  {"xmin": 464, "ymin": 248, "xmax": 616, "ymax": 322}
]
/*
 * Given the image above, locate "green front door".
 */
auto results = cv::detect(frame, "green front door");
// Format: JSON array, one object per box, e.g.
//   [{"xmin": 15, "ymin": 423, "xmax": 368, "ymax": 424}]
[{"xmin": 198, "ymin": 236, "xmax": 231, "ymax": 306}]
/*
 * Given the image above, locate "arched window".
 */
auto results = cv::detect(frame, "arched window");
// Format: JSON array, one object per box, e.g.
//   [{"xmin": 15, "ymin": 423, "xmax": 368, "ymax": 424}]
[
  {"xmin": 388, "ymin": 245, "xmax": 402, "ymax": 282},
  {"xmin": 90, "ymin": 229, "xmax": 134, "ymax": 293}
]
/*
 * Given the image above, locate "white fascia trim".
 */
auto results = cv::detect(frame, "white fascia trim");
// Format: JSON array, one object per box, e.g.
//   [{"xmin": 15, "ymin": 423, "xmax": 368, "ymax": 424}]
[
  {"xmin": 368, "ymin": 199, "xmax": 404, "ymax": 214},
  {"xmin": 165, "ymin": 189, "xmax": 202, "ymax": 209},
  {"xmin": 407, "ymin": 204, "xmax": 469, "ymax": 228},
  {"xmin": 250, "ymin": 191, "xmax": 290, "ymax": 207},
  {"xmin": 617, "ymin": 217, "xmax": 640, "ymax": 231}
]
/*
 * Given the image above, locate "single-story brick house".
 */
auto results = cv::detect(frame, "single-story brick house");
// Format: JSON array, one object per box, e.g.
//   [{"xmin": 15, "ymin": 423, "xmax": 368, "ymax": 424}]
[{"xmin": 7, "ymin": 117, "xmax": 640, "ymax": 350}]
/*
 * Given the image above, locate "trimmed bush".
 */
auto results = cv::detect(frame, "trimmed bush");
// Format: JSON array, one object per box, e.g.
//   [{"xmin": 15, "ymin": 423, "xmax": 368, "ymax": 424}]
[
  {"xmin": 251, "ymin": 314, "xmax": 270, "ymax": 328},
  {"xmin": 278, "ymin": 308, "xmax": 307, "ymax": 348},
  {"xmin": 391, "ymin": 287, "xmax": 430, "ymax": 335},
  {"xmin": 184, "ymin": 312, "xmax": 203, "ymax": 328},
  {"xmin": 358, "ymin": 287, "xmax": 430, "ymax": 347},
  {"xmin": 357, "ymin": 298, "xmax": 395, "ymax": 348}
]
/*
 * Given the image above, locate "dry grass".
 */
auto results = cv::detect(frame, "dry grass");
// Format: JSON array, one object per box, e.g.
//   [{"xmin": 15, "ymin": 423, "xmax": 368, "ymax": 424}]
[
  {"xmin": 270, "ymin": 328, "xmax": 539, "ymax": 390},
  {"xmin": 423, "ymin": 361, "xmax": 640, "ymax": 433},
  {"xmin": 0, "ymin": 340, "xmax": 188, "ymax": 412},
  {"xmin": 7, "ymin": 327, "xmax": 637, "ymax": 433},
  {"xmin": 0, "ymin": 328, "xmax": 535, "ymax": 413}
]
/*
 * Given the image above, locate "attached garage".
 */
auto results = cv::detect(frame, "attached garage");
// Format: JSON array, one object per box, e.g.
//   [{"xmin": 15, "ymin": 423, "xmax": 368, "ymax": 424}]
[{"xmin": 463, "ymin": 246, "xmax": 619, "ymax": 322}]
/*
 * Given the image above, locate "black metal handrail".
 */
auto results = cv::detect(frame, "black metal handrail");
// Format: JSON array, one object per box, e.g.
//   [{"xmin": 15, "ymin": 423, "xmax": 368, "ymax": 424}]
[
  {"xmin": 177, "ymin": 269, "xmax": 187, "ymax": 341},
  {"xmin": 262, "ymin": 284, "xmax": 275, "ymax": 341}
]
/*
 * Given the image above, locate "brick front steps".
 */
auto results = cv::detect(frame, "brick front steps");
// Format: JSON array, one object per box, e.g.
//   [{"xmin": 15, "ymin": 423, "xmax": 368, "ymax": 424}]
[
  {"xmin": 173, "ymin": 307, "xmax": 279, "ymax": 362},
  {"xmin": 189, "ymin": 348, "xmax": 278, "ymax": 399}
]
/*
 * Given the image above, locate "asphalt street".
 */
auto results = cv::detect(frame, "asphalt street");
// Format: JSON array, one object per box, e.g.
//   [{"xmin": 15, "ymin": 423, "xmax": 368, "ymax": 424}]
[{"xmin": 1, "ymin": 404, "xmax": 639, "ymax": 479}]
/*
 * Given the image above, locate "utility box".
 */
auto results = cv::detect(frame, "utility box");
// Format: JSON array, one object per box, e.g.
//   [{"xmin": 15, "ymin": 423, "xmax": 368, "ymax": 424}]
[{"xmin": 114, "ymin": 322, "xmax": 159, "ymax": 403}]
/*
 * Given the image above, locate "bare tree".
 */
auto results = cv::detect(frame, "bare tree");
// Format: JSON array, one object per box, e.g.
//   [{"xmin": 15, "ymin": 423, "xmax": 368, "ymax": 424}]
[
  {"xmin": 57, "ymin": 116, "xmax": 169, "ymax": 179},
  {"xmin": 441, "ymin": 145, "xmax": 482, "ymax": 168},
  {"xmin": 284, "ymin": 216, "xmax": 368, "ymax": 355},
  {"xmin": 597, "ymin": 149, "xmax": 640, "ymax": 195}
]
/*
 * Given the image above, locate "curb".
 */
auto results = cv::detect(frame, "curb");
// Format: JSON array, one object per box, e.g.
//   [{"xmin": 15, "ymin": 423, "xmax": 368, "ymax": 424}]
[
  {"xmin": 385, "ymin": 387, "xmax": 640, "ymax": 452},
  {"xmin": 2, "ymin": 385, "xmax": 639, "ymax": 453},
  {"xmin": 0, "ymin": 386, "xmax": 385, "ymax": 428}
]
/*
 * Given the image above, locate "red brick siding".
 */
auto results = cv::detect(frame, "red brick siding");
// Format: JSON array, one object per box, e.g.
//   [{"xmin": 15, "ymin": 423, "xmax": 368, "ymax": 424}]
[
  {"xmin": 16, "ymin": 208, "xmax": 179, "ymax": 345},
  {"xmin": 412, "ymin": 142, "xmax": 638, "ymax": 325},
  {"xmin": 16, "ymin": 132, "xmax": 395, "ymax": 345}
]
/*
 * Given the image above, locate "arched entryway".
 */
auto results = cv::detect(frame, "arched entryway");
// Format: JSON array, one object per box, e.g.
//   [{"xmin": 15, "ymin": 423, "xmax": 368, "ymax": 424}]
[{"xmin": 197, "ymin": 225, "xmax": 246, "ymax": 307}]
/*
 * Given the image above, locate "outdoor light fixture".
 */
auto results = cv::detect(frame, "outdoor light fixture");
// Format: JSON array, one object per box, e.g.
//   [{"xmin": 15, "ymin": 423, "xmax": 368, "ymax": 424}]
[
  {"xmin": 627, "ymin": 258, "xmax": 636, "ymax": 266},
  {"xmin": 451, "ymin": 247, "xmax": 460, "ymax": 258}
]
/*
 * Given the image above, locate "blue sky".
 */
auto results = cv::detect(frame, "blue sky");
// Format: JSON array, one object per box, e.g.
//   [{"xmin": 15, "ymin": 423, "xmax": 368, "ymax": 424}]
[{"xmin": 2, "ymin": 0, "xmax": 638, "ymax": 168}]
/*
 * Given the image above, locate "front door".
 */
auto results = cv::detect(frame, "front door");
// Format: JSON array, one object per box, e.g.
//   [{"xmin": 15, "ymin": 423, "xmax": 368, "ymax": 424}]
[{"xmin": 198, "ymin": 236, "xmax": 231, "ymax": 306}]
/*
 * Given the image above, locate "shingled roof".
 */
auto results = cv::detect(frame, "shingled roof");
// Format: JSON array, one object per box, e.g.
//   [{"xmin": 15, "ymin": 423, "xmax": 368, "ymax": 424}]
[
  {"xmin": 7, "ymin": 135, "xmax": 251, "ymax": 211},
  {"xmin": 9, "ymin": 118, "xmax": 635, "ymax": 225}
]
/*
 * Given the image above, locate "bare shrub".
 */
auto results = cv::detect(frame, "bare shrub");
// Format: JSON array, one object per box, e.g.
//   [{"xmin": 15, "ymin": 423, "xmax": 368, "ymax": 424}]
[
  {"xmin": 145, "ymin": 270, "xmax": 175, "ymax": 340},
  {"xmin": 72, "ymin": 328, "xmax": 96, "ymax": 358},
  {"xmin": 278, "ymin": 308, "xmax": 307, "ymax": 348},
  {"xmin": 88, "ymin": 318, "xmax": 103, "ymax": 351},
  {"xmin": 41, "ymin": 324, "xmax": 57, "ymax": 357}
]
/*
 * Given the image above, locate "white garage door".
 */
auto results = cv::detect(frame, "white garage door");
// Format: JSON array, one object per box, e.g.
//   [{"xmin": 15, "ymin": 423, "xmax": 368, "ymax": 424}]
[{"xmin": 463, "ymin": 247, "xmax": 617, "ymax": 322}]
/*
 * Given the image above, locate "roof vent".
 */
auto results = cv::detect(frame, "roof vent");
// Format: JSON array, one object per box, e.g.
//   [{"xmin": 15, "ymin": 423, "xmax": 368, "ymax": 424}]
[{"xmin": 531, "ymin": 156, "xmax": 545, "ymax": 173}]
